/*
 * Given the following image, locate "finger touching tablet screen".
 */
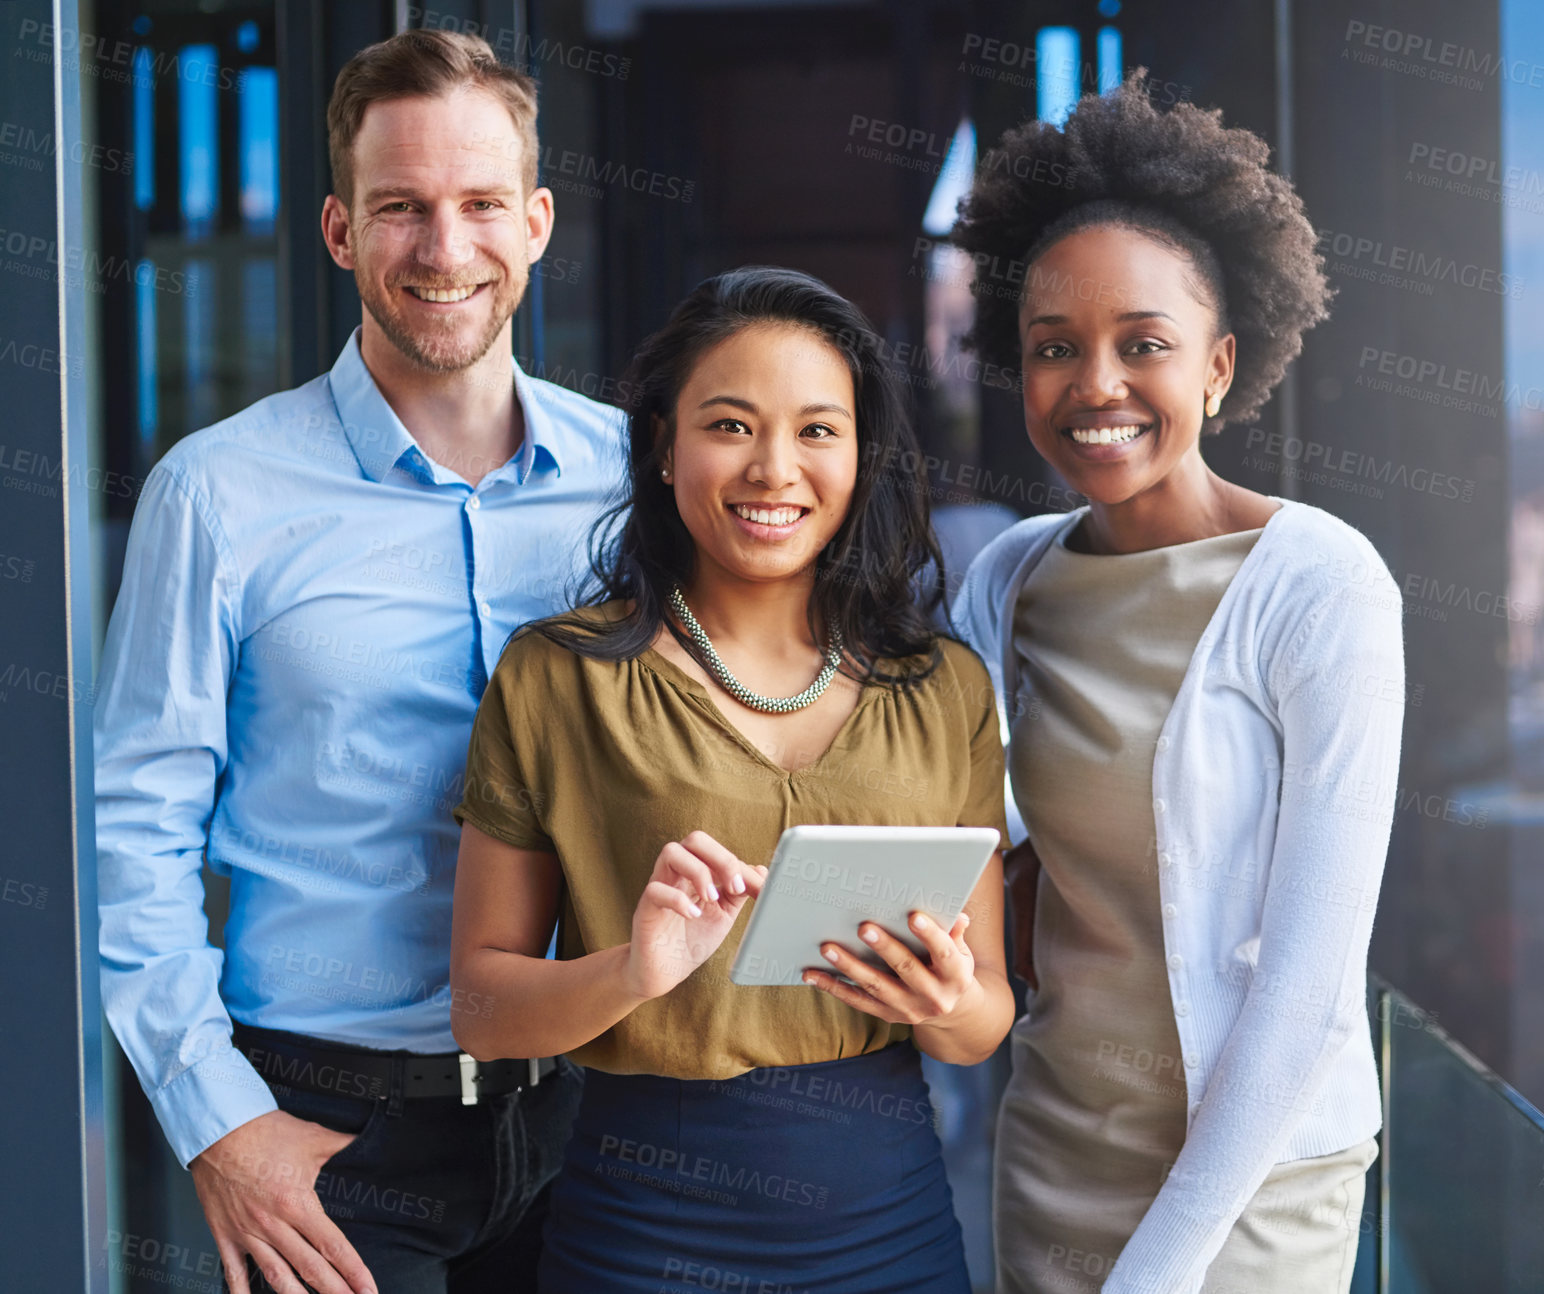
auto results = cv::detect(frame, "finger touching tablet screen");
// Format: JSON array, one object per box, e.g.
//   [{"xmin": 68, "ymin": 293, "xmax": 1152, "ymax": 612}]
[{"xmin": 729, "ymin": 825, "xmax": 1001, "ymax": 987}]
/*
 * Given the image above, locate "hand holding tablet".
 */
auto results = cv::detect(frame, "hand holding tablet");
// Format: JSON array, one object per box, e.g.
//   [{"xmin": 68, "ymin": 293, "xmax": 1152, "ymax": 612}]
[
  {"xmin": 804, "ymin": 905, "xmax": 982, "ymax": 1028},
  {"xmin": 729, "ymin": 825, "xmax": 1001, "ymax": 989}
]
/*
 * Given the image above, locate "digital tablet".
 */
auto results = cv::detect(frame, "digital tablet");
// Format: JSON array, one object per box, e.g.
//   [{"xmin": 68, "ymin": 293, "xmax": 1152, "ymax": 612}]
[{"xmin": 729, "ymin": 825, "xmax": 1001, "ymax": 987}]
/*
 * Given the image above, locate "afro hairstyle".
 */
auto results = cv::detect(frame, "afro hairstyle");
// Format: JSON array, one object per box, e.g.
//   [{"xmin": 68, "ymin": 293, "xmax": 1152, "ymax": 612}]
[{"xmin": 951, "ymin": 69, "xmax": 1332, "ymax": 433}]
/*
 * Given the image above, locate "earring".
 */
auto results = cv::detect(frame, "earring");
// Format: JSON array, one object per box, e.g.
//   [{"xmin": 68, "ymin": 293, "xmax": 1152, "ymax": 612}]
[
  {"xmin": 661, "ymin": 467, "xmax": 671, "ymax": 481},
  {"xmin": 1205, "ymin": 393, "xmax": 1221, "ymax": 418}
]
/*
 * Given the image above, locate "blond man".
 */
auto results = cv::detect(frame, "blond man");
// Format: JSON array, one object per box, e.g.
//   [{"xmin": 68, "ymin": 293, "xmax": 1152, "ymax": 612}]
[{"xmin": 97, "ymin": 30, "xmax": 622, "ymax": 1294}]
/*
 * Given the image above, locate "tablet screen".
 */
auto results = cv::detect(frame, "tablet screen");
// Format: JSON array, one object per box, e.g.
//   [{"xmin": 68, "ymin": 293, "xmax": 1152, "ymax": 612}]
[{"xmin": 729, "ymin": 824, "xmax": 1000, "ymax": 987}]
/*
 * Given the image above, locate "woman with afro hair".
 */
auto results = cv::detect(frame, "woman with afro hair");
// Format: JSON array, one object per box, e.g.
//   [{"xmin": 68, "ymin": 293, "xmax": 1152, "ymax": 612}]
[{"xmin": 952, "ymin": 71, "xmax": 1405, "ymax": 1294}]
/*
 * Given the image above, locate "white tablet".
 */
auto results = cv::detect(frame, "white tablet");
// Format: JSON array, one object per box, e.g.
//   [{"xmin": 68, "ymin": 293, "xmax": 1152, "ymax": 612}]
[{"xmin": 729, "ymin": 825, "xmax": 1001, "ymax": 987}]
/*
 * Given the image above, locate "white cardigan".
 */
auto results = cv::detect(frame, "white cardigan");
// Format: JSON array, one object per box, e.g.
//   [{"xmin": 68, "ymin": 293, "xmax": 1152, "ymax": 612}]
[{"xmin": 952, "ymin": 497, "xmax": 1404, "ymax": 1294}]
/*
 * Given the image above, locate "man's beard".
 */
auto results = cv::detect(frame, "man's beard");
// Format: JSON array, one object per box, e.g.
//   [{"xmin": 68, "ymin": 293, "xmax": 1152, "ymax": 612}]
[{"xmin": 357, "ymin": 260, "xmax": 527, "ymax": 373}]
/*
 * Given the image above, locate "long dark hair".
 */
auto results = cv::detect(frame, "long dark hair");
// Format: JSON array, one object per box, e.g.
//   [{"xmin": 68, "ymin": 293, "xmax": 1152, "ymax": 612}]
[{"xmin": 527, "ymin": 266, "xmax": 948, "ymax": 688}]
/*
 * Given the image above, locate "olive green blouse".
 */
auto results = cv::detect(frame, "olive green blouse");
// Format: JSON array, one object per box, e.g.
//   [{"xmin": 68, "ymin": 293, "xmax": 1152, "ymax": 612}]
[{"xmin": 452, "ymin": 600, "xmax": 1010, "ymax": 1079}]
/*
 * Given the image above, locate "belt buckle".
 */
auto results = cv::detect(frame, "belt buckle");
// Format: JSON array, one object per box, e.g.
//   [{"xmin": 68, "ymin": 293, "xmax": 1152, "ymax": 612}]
[
  {"xmin": 528, "ymin": 1057, "xmax": 542, "ymax": 1088},
  {"xmin": 458, "ymin": 1052, "xmax": 481, "ymax": 1106}
]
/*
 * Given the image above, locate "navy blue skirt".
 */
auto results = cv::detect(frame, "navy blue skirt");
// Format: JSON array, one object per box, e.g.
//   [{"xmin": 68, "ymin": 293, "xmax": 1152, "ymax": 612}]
[{"xmin": 537, "ymin": 1043, "xmax": 972, "ymax": 1293}]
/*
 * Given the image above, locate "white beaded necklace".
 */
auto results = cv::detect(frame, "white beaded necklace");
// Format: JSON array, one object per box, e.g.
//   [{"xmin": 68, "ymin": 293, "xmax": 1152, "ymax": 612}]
[{"xmin": 668, "ymin": 585, "xmax": 843, "ymax": 714}]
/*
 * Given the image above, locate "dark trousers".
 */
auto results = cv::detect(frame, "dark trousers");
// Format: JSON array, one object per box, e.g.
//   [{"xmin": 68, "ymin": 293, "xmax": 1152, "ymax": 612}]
[{"xmin": 222, "ymin": 1029, "xmax": 582, "ymax": 1294}]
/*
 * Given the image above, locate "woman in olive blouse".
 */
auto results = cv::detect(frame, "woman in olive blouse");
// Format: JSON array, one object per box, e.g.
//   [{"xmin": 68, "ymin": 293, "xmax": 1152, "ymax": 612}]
[{"xmin": 449, "ymin": 267, "xmax": 1013, "ymax": 1293}]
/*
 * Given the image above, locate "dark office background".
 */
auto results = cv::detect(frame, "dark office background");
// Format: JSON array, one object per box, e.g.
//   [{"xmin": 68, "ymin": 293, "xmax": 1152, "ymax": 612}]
[{"xmin": 6, "ymin": 0, "xmax": 1544, "ymax": 1289}]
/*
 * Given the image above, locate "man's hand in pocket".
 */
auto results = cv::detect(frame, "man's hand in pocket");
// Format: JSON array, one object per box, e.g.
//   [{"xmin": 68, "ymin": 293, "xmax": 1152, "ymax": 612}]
[{"xmin": 191, "ymin": 1108, "xmax": 377, "ymax": 1294}]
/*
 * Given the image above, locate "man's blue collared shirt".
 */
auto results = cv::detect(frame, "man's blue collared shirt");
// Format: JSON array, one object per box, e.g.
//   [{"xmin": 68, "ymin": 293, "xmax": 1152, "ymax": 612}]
[{"xmin": 95, "ymin": 329, "xmax": 626, "ymax": 1165}]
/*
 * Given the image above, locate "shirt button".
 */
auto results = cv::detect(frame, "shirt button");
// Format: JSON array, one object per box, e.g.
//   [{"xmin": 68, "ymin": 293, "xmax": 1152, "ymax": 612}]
[
  {"xmin": 468, "ymin": 494, "xmax": 481, "ymax": 510},
  {"xmin": 1168, "ymin": 953, "xmax": 1183, "ymax": 971},
  {"xmin": 1162, "ymin": 902, "xmax": 1177, "ymax": 919},
  {"xmin": 1154, "ymin": 797, "xmax": 1167, "ymax": 815},
  {"xmin": 1184, "ymin": 1053, "xmax": 1199, "ymax": 1068},
  {"xmin": 1158, "ymin": 852, "xmax": 1172, "ymax": 867},
  {"xmin": 479, "ymin": 600, "xmax": 493, "ymax": 617},
  {"xmin": 1175, "ymin": 1002, "xmax": 1190, "ymax": 1017},
  {"xmin": 1190, "ymin": 1103, "xmax": 1202, "ymax": 1119},
  {"xmin": 1156, "ymin": 735, "xmax": 1170, "ymax": 751}
]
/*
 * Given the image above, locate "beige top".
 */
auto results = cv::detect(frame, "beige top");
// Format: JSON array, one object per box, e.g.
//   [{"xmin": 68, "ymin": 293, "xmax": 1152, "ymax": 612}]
[
  {"xmin": 453, "ymin": 600, "xmax": 1010, "ymax": 1078},
  {"xmin": 1005, "ymin": 526, "xmax": 1262, "ymax": 1220}
]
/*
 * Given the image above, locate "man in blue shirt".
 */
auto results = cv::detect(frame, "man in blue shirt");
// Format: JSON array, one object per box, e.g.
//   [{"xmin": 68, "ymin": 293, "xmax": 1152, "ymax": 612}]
[{"xmin": 95, "ymin": 30, "xmax": 623, "ymax": 1294}]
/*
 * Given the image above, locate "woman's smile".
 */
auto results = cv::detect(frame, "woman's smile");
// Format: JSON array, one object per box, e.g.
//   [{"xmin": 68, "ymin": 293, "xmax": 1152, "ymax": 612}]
[
  {"xmin": 1017, "ymin": 224, "xmax": 1234, "ymax": 525},
  {"xmin": 725, "ymin": 501, "xmax": 813, "ymax": 539},
  {"xmin": 664, "ymin": 322, "xmax": 858, "ymax": 583},
  {"xmin": 1058, "ymin": 419, "xmax": 1155, "ymax": 460}
]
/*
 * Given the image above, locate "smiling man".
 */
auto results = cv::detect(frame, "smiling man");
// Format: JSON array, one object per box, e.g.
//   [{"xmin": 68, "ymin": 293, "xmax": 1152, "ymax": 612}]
[{"xmin": 95, "ymin": 30, "xmax": 623, "ymax": 1294}]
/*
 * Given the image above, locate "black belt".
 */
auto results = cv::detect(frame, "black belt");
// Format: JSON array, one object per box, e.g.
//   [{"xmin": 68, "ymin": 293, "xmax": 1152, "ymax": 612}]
[{"xmin": 232, "ymin": 1021, "xmax": 556, "ymax": 1105}]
